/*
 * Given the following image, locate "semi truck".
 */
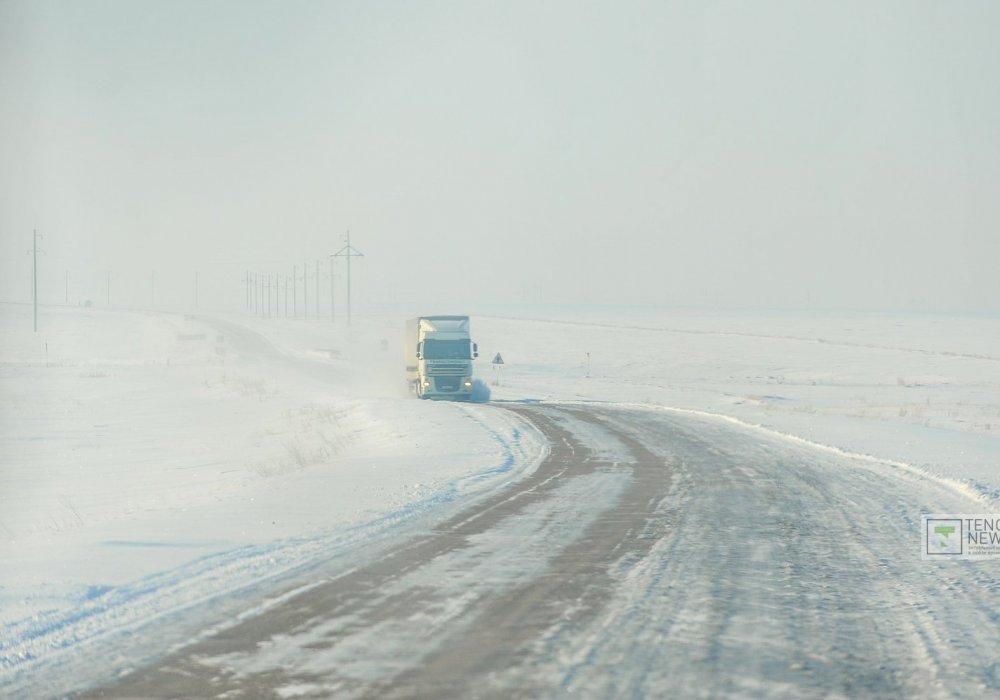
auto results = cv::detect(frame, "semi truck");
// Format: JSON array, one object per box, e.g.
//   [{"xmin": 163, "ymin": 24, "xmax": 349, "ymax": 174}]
[{"xmin": 406, "ymin": 316, "xmax": 479, "ymax": 400}]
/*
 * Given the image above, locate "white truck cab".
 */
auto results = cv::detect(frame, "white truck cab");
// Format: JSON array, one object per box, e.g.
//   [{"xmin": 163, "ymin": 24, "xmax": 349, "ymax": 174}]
[{"xmin": 406, "ymin": 316, "xmax": 478, "ymax": 400}]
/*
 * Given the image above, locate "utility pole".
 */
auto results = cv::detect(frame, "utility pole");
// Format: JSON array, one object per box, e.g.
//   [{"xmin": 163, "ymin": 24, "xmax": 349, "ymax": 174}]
[
  {"xmin": 330, "ymin": 255, "xmax": 337, "ymax": 322},
  {"xmin": 302, "ymin": 262, "xmax": 308, "ymax": 319},
  {"xmin": 333, "ymin": 230, "xmax": 364, "ymax": 326},
  {"xmin": 65, "ymin": 269, "xmax": 69, "ymax": 305},
  {"xmin": 30, "ymin": 230, "xmax": 42, "ymax": 332},
  {"xmin": 33, "ymin": 232, "xmax": 38, "ymax": 329},
  {"xmin": 292, "ymin": 265, "xmax": 298, "ymax": 317},
  {"xmin": 284, "ymin": 274, "xmax": 289, "ymax": 317}
]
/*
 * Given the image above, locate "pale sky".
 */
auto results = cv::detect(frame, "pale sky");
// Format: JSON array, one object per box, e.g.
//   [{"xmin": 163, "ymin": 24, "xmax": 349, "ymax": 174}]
[{"xmin": 2, "ymin": 0, "xmax": 998, "ymax": 313}]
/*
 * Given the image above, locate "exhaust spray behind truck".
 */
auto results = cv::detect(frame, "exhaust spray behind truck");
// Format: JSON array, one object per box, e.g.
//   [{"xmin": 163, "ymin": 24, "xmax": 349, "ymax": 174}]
[{"xmin": 406, "ymin": 316, "xmax": 479, "ymax": 400}]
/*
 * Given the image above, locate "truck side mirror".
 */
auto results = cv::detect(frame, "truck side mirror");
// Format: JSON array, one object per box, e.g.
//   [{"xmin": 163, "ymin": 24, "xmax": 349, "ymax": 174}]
[
  {"xmin": 416, "ymin": 342, "xmax": 423, "ymax": 360},
  {"xmin": 472, "ymin": 342, "xmax": 479, "ymax": 359}
]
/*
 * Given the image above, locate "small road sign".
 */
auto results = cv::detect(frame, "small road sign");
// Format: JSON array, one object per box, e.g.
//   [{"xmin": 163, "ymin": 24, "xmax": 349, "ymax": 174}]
[{"xmin": 492, "ymin": 353, "xmax": 504, "ymax": 365}]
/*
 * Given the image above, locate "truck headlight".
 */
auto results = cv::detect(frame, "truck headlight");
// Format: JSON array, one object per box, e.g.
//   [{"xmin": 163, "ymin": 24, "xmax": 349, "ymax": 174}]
[{"xmin": 463, "ymin": 380, "xmax": 472, "ymax": 388}]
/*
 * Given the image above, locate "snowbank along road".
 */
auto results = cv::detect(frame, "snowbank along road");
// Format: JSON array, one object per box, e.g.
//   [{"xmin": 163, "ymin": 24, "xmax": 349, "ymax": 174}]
[{"xmin": 86, "ymin": 402, "xmax": 1000, "ymax": 699}]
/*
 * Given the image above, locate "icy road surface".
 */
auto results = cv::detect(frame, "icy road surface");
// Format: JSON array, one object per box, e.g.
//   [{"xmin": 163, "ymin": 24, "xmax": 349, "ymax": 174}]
[{"xmin": 87, "ymin": 403, "xmax": 1000, "ymax": 699}]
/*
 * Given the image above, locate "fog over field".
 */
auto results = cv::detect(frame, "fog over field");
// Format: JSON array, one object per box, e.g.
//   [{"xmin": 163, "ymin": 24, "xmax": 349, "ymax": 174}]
[{"xmin": 1, "ymin": 0, "xmax": 998, "ymax": 314}]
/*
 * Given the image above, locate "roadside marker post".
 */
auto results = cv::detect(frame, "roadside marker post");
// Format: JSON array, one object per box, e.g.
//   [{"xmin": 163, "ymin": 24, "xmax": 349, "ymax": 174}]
[{"xmin": 491, "ymin": 352, "xmax": 504, "ymax": 386}]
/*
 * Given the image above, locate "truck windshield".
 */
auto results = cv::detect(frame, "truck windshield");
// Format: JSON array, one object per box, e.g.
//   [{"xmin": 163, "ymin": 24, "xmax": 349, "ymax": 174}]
[{"xmin": 423, "ymin": 339, "xmax": 470, "ymax": 360}]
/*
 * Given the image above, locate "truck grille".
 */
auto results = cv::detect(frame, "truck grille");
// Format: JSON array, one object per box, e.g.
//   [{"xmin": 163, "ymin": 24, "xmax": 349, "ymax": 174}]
[{"xmin": 427, "ymin": 362, "xmax": 466, "ymax": 376}]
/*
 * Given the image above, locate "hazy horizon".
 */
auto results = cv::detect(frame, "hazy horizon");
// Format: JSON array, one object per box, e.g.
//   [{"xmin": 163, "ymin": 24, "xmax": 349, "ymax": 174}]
[{"xmin": 2, "ymin": 0, "xmax": 998, "ymax": 315}]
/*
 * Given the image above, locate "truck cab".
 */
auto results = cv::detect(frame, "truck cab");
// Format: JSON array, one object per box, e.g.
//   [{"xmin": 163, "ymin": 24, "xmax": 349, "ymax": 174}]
[{"xmin": 406, "ymin": 316, "xmax": 478, "ymax": 400}]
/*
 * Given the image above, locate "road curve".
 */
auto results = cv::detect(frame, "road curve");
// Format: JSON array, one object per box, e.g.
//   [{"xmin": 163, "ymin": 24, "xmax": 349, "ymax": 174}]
[{"xmin": 86, "ymin": 404, "xmax": 1000, "ymax": 699}]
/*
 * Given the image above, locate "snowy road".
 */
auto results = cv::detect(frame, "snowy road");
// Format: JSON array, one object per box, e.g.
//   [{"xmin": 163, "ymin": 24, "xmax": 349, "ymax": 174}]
[{"xmin": 85, "ymin": 403, "xmax": 1000, "ymax": 699}]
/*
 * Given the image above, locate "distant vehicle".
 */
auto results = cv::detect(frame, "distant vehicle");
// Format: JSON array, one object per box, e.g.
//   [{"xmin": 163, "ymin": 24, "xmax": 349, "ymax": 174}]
[{"xmin": 406, "ymin": 316, "xmax": 479, "ymax": 400}]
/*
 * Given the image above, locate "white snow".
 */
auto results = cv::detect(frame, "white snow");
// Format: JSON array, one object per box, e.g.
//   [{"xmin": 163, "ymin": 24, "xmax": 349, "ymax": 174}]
[
  {"xmin": 1, "ymin": 301, "xmax": 998, "ymax": 693},
  {"xmin": 0, "ymin": 302, "xmax": 544, "ymax": 687}
]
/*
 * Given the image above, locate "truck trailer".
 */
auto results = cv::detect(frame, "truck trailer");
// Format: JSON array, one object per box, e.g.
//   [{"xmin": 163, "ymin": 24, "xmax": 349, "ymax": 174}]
[{"xmin": 406, "ymin": 316, "xmax": 479, "ymax": 400}]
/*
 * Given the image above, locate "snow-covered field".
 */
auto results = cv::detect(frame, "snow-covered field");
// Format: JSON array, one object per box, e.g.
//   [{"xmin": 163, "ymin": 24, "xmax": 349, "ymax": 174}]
[
  {"xmin": 0, "ymin": 303, "xmax": 544, "ymax": 691},
  {"xmin": 1, "ymin": 301, "xmax": 998, "ymax": 694}
]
